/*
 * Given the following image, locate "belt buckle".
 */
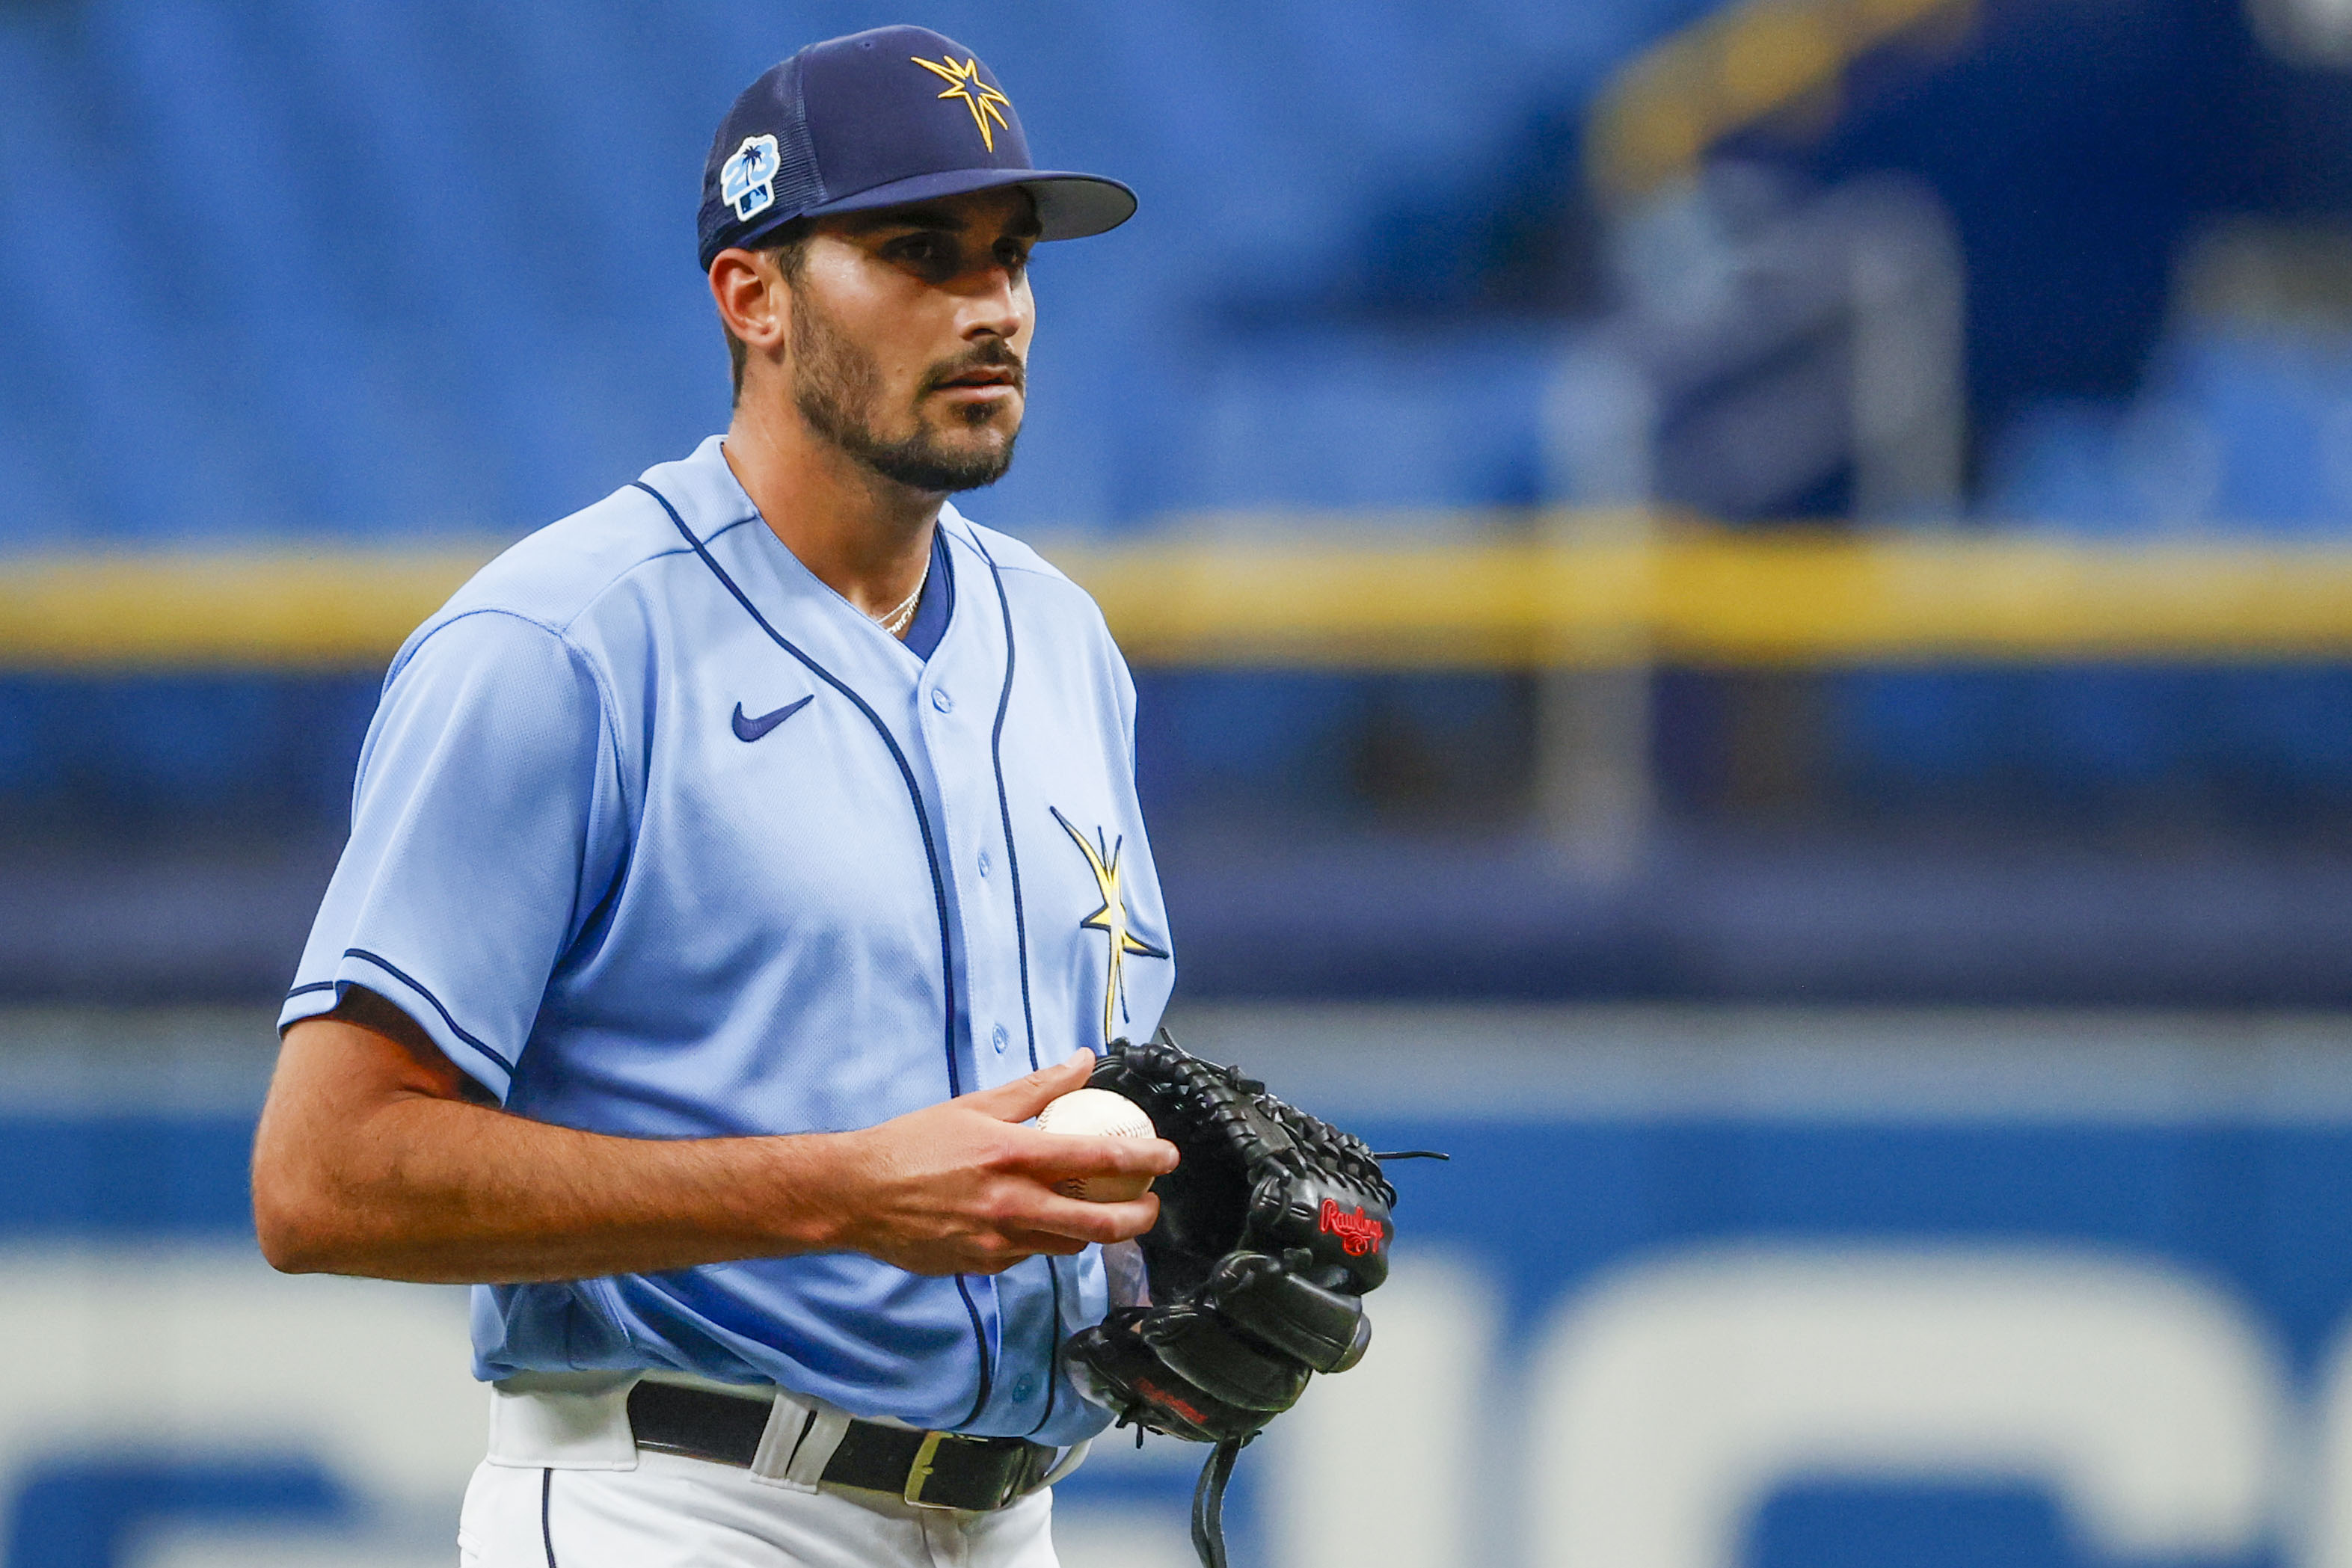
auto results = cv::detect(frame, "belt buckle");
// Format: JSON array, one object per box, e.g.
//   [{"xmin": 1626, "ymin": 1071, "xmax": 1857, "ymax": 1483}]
[
  {"xmin": 903, "ymin": 1430, "xmax": 959, "ymax": 1510},
  {"xmin": 902, "ymin": 1430, "xmax": 1024, "ymax": 1512}
]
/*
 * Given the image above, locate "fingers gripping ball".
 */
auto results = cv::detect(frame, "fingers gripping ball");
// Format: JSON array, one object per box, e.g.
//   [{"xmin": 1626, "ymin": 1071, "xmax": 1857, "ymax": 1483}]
[{"xmin": 1035, "ymin": 1086, "xmax": 1158, "ymax": 1202}]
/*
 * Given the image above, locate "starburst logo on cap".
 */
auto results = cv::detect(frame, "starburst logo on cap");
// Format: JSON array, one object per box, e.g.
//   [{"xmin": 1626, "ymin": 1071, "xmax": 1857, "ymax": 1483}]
[{"xmin": 911, "ymin": 54, "xmax": 1013, "ymax": 153}]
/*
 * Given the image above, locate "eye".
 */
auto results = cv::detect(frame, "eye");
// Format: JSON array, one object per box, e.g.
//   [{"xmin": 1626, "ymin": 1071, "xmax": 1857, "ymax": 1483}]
[
  {"xmin": 885, "ymin": 233, "xmax": 959, "ymax": 277},
  {"xmin": 995, "ymin": 240, "xmax": 1034, "ymax": 276}
]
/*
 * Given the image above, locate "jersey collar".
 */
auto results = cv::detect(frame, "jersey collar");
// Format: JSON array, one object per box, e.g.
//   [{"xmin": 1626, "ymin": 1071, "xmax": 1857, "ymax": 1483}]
[{"xmin": 678, "ymin": 434, "xmax": 976, "ymax": 674}]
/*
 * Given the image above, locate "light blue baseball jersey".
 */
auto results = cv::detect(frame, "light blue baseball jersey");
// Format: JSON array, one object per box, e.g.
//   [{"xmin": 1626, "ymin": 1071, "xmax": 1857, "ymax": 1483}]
[{"xmin": 279, "ymin": 434, "xmax": 1175, "ymax": 1445}]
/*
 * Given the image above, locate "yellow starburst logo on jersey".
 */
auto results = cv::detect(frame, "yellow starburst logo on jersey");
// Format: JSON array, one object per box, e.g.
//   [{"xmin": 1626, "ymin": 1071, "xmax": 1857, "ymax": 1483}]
[
  {"xmin": 1054, "ymin": 808, "xmax": 1168, "ymax": 1043},
  {"xmin": 910, "ymin": 54, "xmax": 1013, "ymax": 153}
]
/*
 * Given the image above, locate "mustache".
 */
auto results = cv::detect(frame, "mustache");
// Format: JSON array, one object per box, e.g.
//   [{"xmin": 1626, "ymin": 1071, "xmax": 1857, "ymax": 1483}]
[{"xmin": 918, "ymin": 340, "xmax": 1026, "ymax": 396}]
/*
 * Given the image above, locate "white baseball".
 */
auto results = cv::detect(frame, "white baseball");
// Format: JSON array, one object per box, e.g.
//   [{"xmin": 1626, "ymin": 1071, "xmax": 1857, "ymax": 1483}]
[{"xmin": 1035, "ymin": 1087, "xmax": 1157, "ymax": 1202}]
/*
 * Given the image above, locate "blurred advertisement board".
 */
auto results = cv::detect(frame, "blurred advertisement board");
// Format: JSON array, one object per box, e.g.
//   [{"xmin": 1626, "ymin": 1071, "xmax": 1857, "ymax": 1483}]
[{"xmin": 4, "ymin": 1006, "xmax": 2351, "ymax": 1568}]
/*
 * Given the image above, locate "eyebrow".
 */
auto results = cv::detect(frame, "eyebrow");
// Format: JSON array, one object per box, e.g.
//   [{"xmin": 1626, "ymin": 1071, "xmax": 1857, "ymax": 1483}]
[
  {"xmin": 844, "ymin": 206, "xmax": 960, "ymax": 233},
  {"xmin": 842, "ymin": 200, "xmax": 1044, "ymax": 242}
]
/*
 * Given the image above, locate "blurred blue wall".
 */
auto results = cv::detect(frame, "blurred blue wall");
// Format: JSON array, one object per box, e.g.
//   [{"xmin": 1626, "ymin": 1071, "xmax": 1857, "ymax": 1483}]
[{"xmin": 10, "ymin": 1006, "xmax": 2352, "ymax": 1568}]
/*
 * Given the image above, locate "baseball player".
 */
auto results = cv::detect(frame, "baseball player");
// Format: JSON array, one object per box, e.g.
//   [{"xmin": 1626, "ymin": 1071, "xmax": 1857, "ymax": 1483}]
[{"xmin": 251, "ymin": 25, "xmax": 1179, "ymax": 1567}]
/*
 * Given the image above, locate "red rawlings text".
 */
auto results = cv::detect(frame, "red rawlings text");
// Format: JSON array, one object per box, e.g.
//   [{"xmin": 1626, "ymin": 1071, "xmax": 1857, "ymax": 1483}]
[
  {"xmin": 1135, "ymin": 1377, "xmax": 1208, "ymax": 1425},
  {"xmin": 1318, "ymin": 1199, "xmax": 1386, "ymax": 1257}
]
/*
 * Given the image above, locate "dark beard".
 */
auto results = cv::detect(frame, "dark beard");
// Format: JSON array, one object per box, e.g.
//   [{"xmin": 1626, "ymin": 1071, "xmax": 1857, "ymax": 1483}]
[{"xmin": 790, "ymin": 293, "xmax": 1021, "ymax": 494}]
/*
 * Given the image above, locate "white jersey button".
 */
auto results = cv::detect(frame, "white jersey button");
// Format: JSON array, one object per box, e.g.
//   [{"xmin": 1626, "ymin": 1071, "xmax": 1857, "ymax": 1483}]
[
  {"xmin": 977, "ymin": 848, "xmax": 992, "ymax": 878},
  {"xmin": 930, "ymin": 688, "xmax": 954, "ymax": 713},
  {"xmin": 991, "ymin": 1023, "xmax": 1010, "ymax": 1054}
]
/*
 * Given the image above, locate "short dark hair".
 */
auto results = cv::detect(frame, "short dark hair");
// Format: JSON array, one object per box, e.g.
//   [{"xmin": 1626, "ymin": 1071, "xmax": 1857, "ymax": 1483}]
[{"xmin": 722, "ymin": 218, "xmax": 815, "ymax": 405}]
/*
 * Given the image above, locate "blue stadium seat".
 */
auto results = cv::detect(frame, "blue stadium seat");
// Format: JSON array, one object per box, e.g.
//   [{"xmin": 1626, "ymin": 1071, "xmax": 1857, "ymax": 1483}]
[
  {"xmin": 0, "ymin": 0, "xmax": 1713, "ymax": 832},
  {"xmin": 0, "ymin": 0, "xmax": 1694, "ymax": 544},
  {"xmin": 1840, "ymin": 324, "xmax": 2352, "ymax": 812},
  {"xmin": 1983, "ymin": 328, "xmax": 2352, "ymax": 538}
]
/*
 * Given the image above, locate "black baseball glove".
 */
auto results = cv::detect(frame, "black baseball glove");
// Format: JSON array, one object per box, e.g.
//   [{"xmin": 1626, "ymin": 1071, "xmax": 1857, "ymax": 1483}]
[{"xmin": 1063, "ymin": 1027, "xmax": 1423, "ymax": 1568}]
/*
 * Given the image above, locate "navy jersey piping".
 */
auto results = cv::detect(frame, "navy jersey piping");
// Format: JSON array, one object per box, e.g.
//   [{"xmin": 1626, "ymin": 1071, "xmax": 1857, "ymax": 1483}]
[
  {"xmin": 965, "ymin": 530, "xmax": 1042, "ymax": 1074},
  {"xmin": 634, "ymin": 482, "xmax": 962, "ymax": 1095},
  {"xmin": 1024, "ymin": 1257, "xmax": 1066, "ymax": 1436},
  {"xmin": 634, "ymin": 480, "xmax": 994, "ymax": 1427},
  {"xmin": 952, "ymin": 1275, "xmax": 994, "ymax": 1427},
  {"xmin": 540, "ymin": 1467, "xmax": 557, "ymax": 1567},
  {"xmin": 965, "ymin": 529, "xmax": 1068, "ymax": 1438},
  {"xmin": 283, "ymin": 980, "xmax": 337, "ymax": 1000},
  {"xmin": 343, "ymin": 948, "xmax": 516, "ymax": 1075}
]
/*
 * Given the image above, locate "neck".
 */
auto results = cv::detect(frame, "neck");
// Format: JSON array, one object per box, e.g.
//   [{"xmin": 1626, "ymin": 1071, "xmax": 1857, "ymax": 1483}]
[{"xmin": 722, "ymin": 391, "xmax": 940, "ymax": 623}]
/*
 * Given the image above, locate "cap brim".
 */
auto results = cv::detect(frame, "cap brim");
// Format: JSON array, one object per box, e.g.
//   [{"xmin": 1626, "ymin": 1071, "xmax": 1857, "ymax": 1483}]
[{"xmin": 804, "ymin": 167, "xmax": 1137, "ymax": 241}]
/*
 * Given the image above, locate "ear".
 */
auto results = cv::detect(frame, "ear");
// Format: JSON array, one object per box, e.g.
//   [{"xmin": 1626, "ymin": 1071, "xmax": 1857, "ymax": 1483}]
[{"xmin": 709, "ymin": 247, "xmax": 789, "ymax": 356}]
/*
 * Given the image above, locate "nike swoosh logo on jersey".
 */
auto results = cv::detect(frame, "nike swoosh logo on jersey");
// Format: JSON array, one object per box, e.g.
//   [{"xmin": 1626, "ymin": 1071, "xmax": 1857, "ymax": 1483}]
[{"xmin": 732, "ymin": 695, "xmax": 813, "ymax": 743}]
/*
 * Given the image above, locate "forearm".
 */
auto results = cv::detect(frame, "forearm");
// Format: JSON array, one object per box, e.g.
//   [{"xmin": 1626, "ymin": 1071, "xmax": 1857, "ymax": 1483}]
[
  {"xmin": 257, "ymin": 1088, "xmax": 850, "ymax": 1284},
  {"xmin": 254, "ymin": 1008, "xmax": 1170, "ymax": 1285}
]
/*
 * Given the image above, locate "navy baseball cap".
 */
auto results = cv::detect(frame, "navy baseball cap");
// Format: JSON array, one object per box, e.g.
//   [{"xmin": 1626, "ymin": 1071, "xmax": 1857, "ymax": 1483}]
[{"xmin": 697, "ymin": 25, "xmax": 1137, "ymax": 271}]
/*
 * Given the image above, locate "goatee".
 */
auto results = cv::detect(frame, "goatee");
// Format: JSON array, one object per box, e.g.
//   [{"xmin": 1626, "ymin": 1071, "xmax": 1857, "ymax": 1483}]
[{"xmin": 790, "ymin": 294, "xmax": 1021, "ymax": 493}]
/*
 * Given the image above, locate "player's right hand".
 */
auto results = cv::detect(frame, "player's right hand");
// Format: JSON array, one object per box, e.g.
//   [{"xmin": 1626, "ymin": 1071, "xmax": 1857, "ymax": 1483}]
[{"xmin": 820, "ymin": 1051, "xmax": 1180, "ymax": 1276}]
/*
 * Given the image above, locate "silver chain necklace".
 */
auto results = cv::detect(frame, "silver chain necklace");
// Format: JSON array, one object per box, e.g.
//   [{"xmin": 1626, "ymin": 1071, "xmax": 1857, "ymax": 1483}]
[{"xmin": 874, "ymin": 553, "xmax": 931, "ymax": 638}]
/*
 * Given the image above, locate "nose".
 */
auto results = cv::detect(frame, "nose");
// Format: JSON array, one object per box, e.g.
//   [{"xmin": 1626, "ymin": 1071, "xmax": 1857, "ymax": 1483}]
[{"xmin": 960, "ymin": 261, "xmax": 1028, "ymax": 344}]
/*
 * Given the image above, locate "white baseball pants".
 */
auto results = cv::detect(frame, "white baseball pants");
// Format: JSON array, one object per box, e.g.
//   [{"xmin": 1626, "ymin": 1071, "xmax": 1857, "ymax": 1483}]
[
  {"xmin": 456, "ymin": 1450, "xmax": 1058, "ymax": 1567},
  {"xmin": 455, "ymin": 1374, "xmax": 1061, "ymax": 1568}
]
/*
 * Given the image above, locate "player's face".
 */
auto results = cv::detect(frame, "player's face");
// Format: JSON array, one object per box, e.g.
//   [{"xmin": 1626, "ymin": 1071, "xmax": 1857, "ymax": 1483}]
[{"xmin": 786, "ymin": 188, "xmax": 1039, "ymax": 494}]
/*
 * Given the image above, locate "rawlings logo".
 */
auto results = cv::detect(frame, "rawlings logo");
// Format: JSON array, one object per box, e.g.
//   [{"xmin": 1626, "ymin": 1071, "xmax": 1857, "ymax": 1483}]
[
  {"xmin": 1319, "ymin": 1199, "xmax": 1385, "ymax": 1256},
  {"xmin": 1134, "ymin": 1377, "xmax": 1207, "ymax": 1425}
]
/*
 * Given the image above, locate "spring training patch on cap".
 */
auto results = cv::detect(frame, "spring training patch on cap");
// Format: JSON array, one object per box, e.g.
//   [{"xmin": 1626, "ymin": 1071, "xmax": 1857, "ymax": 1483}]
[
  {"xmin": 722, "ymin": 134, "xmax": 780, "ymax": 221},
  {"xmin": 910, "ymin": 55, "xmax": 1012, "ymax": 153}
]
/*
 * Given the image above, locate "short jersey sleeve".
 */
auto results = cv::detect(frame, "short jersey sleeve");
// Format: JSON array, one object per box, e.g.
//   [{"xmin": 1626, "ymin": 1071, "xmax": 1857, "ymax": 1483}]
[{"xmin": 278, "ymin": 609, "xmax": 627, "ymax": 1101}]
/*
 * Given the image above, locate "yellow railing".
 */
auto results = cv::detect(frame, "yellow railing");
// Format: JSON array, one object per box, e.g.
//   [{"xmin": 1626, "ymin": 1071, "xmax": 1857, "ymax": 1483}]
[
  {"xmin": 1066, "ymin": 532, "xmax": 2352, "ymax": 667},
  {"xmin": 1587, "ymin": 0, "xmax": 1977, "ymax": 201},
  {"xmin": 0, "ymin": 551, "xmax": 496, "ymax": 671},
  {"xmin": 7, "ymin": 524, "xmax": 2352, "ymax": 671}
]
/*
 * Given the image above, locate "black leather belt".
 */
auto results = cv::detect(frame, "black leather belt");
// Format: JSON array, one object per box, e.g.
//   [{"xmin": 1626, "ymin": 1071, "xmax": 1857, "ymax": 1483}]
[{"xmin": 625, "ymin": 1379, "xmax": 1056, "ymax": 1512}]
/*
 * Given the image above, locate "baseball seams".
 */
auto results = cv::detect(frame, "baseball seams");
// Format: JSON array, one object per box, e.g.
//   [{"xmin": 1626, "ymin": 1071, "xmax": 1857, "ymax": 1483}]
[{"xmin": 1034, "ymin": 1087, "xmax": 1156, "ymax": 1202}]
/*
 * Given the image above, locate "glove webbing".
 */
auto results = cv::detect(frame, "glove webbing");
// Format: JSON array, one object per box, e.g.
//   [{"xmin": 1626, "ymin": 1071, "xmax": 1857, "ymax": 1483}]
[
  {"xmin": 1253, "ymin": 1091, "xmax": 1395, "ymax": 1207},
  {"xmin": 1189, "ymin": 1434, "xmax": 1250, "ymax": 1568}
]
